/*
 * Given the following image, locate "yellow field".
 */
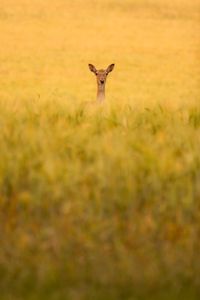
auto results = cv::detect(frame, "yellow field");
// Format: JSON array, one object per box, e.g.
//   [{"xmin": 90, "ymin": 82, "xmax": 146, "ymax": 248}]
[
  {"xmin": 0, "ymin": 1, "xmax": 200, "ymax": 299},
  {"xmin": 1, "ymin": 0, "xmax": 199, "ymax": 107}
]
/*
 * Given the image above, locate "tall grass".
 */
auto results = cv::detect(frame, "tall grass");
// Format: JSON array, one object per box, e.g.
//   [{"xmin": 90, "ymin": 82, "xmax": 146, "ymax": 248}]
[{"xmin": 1, "ymin": 100, "xmax": 200, "ymax": 299}]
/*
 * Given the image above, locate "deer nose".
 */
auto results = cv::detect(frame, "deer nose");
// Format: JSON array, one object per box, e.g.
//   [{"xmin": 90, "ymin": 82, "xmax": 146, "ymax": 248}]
[{"xmin": 100, "ymin": 80, "xmax": 104, "ymax": 84}]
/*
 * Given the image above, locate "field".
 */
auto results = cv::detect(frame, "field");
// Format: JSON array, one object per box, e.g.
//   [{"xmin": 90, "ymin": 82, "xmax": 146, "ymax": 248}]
[{"xmin": 0, "ymin": 0, "xmax": 200, "ymax": 299}]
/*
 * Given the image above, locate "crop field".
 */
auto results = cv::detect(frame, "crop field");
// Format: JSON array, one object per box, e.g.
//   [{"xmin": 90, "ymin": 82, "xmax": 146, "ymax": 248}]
[{"xmin": 0, "ymin": 0, "xmax": 200, "ymax": 299}]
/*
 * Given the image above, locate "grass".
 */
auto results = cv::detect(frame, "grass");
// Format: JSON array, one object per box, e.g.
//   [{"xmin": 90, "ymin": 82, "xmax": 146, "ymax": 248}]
[{"xmin": 0, "ymin": 0, "xmax": 200, "ymax": 299}]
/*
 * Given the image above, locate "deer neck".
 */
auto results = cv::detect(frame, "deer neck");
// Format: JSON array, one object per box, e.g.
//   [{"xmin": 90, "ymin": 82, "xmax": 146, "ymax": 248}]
[{"xmin": 97, "ymin": 83, "xmax": 105, "ymax": 102}]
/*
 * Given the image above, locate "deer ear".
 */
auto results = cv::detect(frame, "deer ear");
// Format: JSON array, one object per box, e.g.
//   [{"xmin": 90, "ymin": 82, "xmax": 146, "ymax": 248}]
[
  {"xmin": 106, "ymin": 64, "xmax": 115, "ymax": 73},
  {"xmin": 88, "ymin": 64, "xmax": 97, "ymax": 74}
]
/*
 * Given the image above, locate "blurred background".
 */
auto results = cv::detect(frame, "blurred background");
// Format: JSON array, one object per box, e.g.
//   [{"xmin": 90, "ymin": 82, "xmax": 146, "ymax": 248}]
[{"xmin": 0, "ymin": 0, "xmax": 199, "ymax": 106}]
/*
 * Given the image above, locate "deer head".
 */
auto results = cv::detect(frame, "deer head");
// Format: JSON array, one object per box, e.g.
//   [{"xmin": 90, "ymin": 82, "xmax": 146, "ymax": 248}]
[{"xmin": 88, "ymin": 63, "xmax": 115, "ymax": 101}]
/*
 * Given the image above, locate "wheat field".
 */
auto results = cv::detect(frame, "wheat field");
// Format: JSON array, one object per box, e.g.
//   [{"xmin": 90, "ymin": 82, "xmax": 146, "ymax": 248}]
[{"xmin": 0, "ymin": 0, "xmax": 200, "ymax": 299}]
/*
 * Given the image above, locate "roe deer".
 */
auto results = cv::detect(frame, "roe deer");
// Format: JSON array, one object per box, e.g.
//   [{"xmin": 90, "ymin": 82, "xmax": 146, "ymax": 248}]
[{"xmin": 88, "ymin": 64, "xmax": 115, "ymax": 102}]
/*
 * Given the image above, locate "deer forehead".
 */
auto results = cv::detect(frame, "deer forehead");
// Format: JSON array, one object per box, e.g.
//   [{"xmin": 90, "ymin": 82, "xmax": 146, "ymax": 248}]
[{"xmin": 97, "ymin": 70, "xmax": 107, "ymax": 76}]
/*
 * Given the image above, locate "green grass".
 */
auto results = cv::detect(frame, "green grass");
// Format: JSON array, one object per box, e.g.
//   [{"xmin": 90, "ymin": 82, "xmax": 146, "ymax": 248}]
[
  {"xmin": 1, "ymin": 101, "xmax": 200, "ymax": 299},
  {"xmin": 0, "ymin": 0, "xmax": 200, "ymax": 299}
]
